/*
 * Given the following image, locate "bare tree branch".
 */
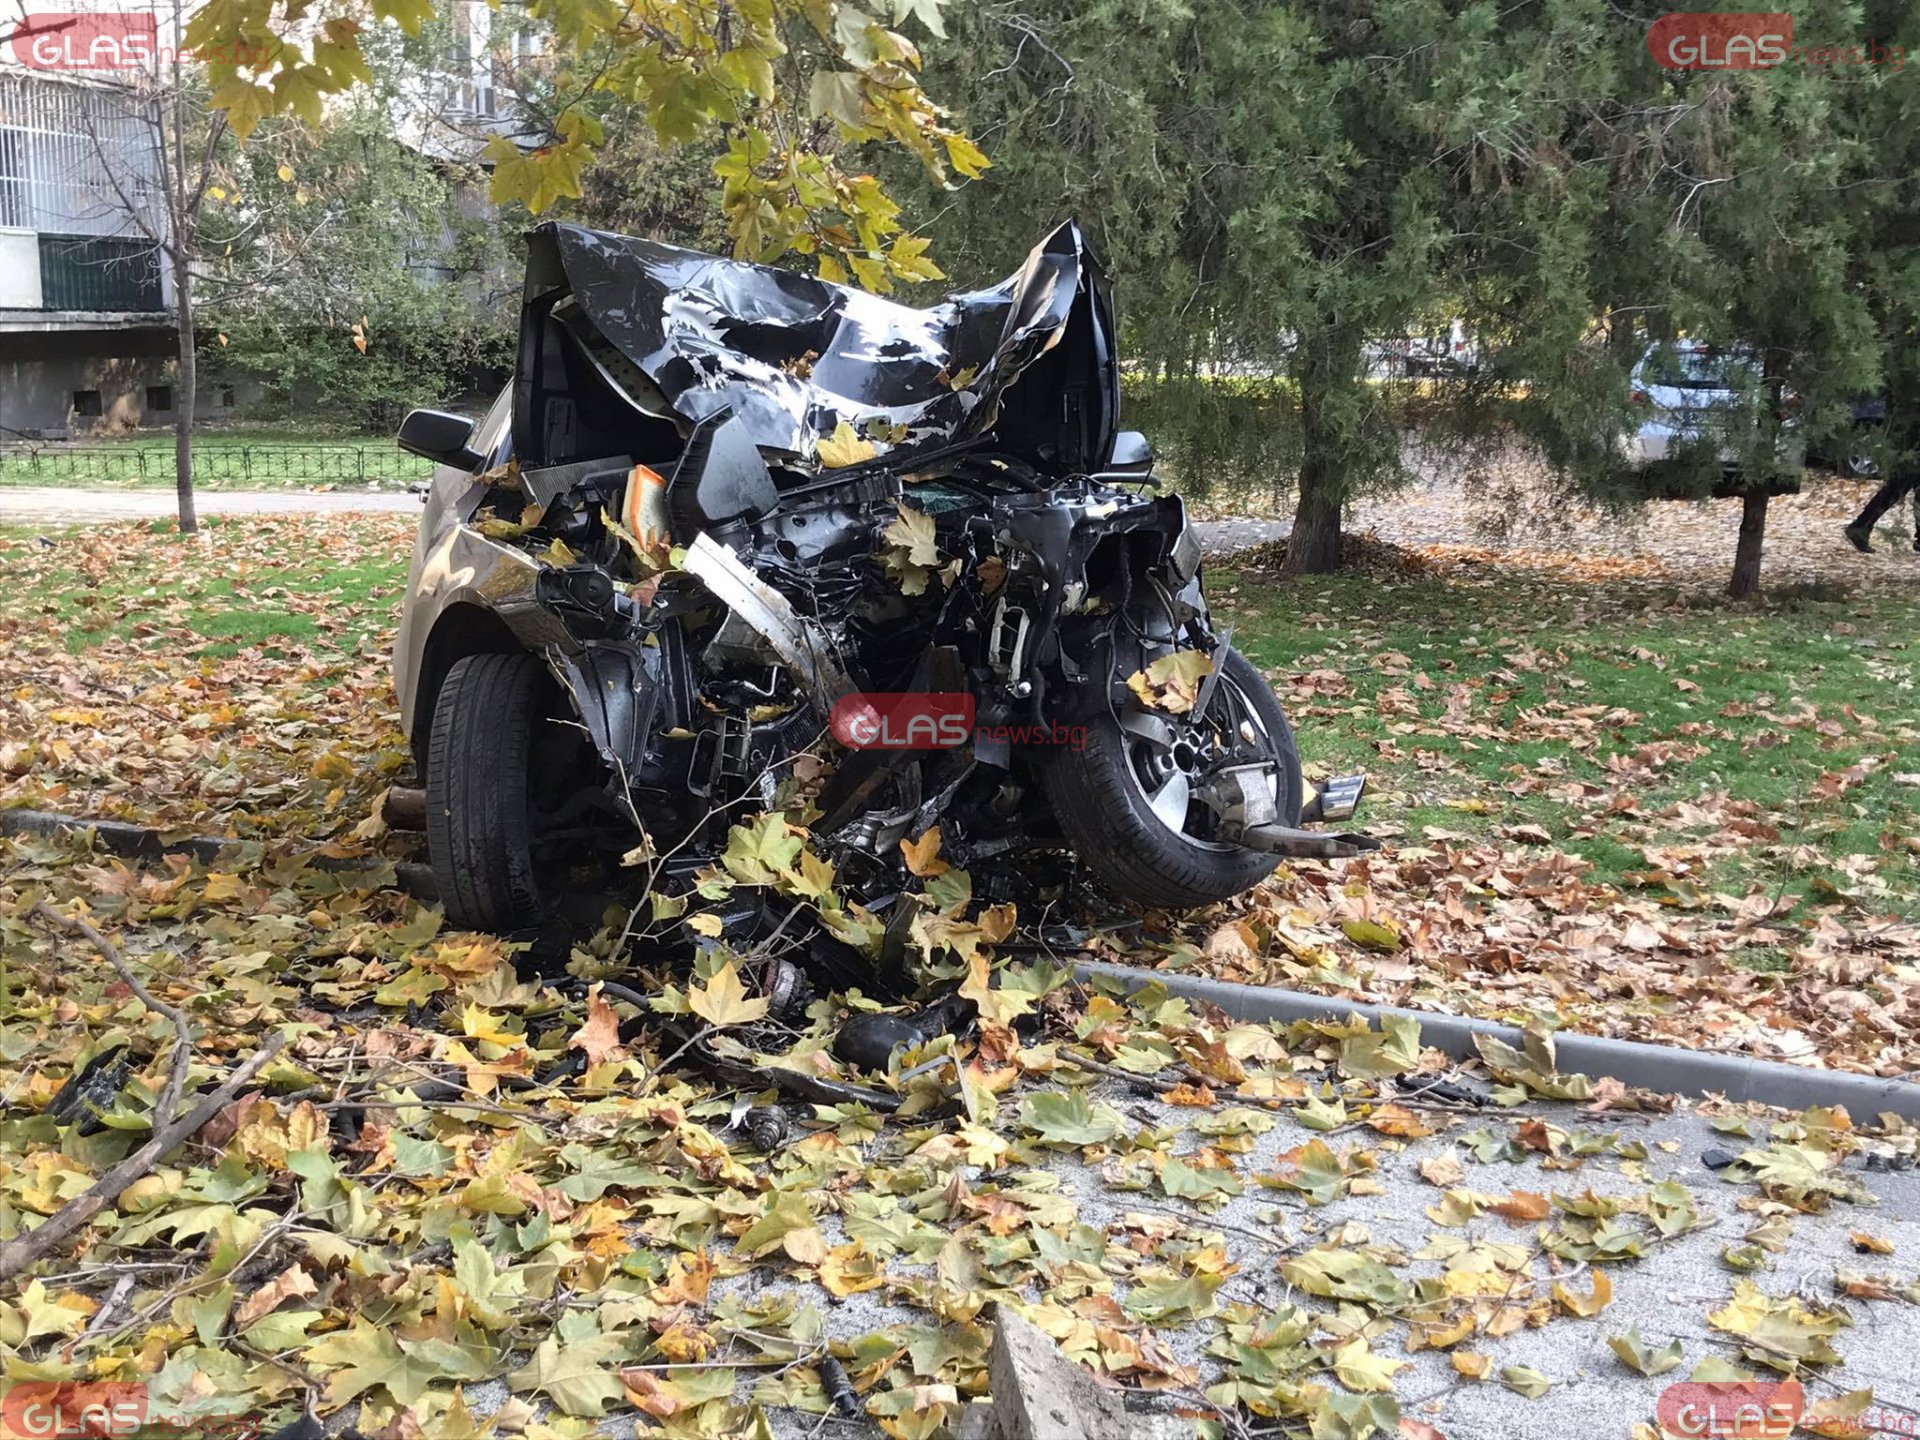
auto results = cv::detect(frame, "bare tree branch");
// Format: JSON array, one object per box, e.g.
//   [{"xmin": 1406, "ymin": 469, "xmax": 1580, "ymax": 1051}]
[{"xmin": 0, "ymin": 985, "xmax": 286, "ymax": 1287}]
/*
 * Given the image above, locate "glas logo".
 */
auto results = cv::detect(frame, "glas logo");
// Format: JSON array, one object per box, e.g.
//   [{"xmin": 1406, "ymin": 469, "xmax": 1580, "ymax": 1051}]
[
  {"xmin": 1655, "ymin": 1381, "xmax": 1805, "ymax": 1438},
  {"xmin": 8, "ymin": 11, "xmax": 157, "ymax": 68},
  {"xmin": 1648, "ymin": 13, "xmax": 1793, "ymax": 69},
  {"xmin": 5, "ymin": 9, "xmax": 279, "ymax": 68},
  {"xmin": 1, "ymin": 1383, "xmax": 149, "ymax": 1439},
  {"xmin": 830, "ymin": 692, "xmax": 975, "ymax": 750}
]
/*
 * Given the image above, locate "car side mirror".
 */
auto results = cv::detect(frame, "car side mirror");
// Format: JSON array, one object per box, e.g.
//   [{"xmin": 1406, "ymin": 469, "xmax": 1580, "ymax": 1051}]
[
  {"xmin": 397, "ymin": 408, "xmax": 480, "ymax": 469},
  {"xmin": 1105, "ymin": 430, "xmax": 1154, "ymax": 476}
]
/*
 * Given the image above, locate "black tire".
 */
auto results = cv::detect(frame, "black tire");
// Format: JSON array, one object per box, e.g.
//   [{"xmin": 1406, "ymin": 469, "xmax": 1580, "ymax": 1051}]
[
  {"xmin": 1043, "ymin": 647, "xmax": 1303, "ymax": 910},
  {"xmin": 426, "ymin": 651, "xmax": 585, "ymax": 932}
]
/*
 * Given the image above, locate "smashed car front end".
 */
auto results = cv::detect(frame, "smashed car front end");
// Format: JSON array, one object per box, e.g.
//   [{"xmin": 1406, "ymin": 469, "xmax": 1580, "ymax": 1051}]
[{"xmin": 394, "ymin": 219, "xmax": 1122, "ymax": 821}]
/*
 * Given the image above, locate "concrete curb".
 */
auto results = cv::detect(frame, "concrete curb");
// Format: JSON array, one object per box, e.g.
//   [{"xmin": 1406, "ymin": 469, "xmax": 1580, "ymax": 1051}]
[
  {"xmin": 1075, "ymin": 959, "xmax": 1920, "ymax": 1121},
  {"xmin": 2, "ymin": 807, "xmax": 438, "ymax": 902},
  {"xmin": 2, "ymin": 808, "xmax": 230, "ymax": 864}
]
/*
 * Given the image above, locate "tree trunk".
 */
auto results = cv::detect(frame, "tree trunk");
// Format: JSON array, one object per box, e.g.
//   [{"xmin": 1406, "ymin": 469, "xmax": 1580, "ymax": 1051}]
[
  {"xmin": 1283, "ymin": 327, "xmax": 1362, "ymax": 575},
  {"xmin": 1729, "ymin": 488, "xmax": 1768, "ymax": 598},
  {"xmin": 1286, "ymin": 467, "xmax": 1344, "ymax": 573},
  {"xmin": 170, "ymin": 246, "xmax": 197, "ymax": 535}
]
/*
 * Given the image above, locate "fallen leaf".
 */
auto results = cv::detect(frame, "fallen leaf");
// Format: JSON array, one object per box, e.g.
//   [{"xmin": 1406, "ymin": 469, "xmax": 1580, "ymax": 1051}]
[
  {"xmin": 568, "ymin": 986, "xmax": 628, "ymax": 1067},
  {"xmin": 233, "ymin": 1264, "xmax": 318, "ymax": 1330},
  {"xmin": 686, "ymin": 958, "xmax": 770, "ymax": 1028},
  {"xmin": 1608, "ymin": 1325, "xmax": 1684, "ymax": 1376},
  {"xmin": 901, "ymin": 827, "xmax": 948, "ymax": 877},
  {"xmin": 1500, "ymin": 1365, "xmax": 1554, "ymax": 1398},
  {"xmin": 1489, "ymin": 1190, "xmax": 1551, "ymax": 1223},
  {"xmin": 1552, "ymin": 1270, "xmax": 1613, "ymax": 1318}
]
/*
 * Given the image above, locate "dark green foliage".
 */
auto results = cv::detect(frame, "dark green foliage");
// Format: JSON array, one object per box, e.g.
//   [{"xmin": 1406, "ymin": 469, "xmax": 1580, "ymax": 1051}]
[
  {"xmin": 1120, "ymin": 377, "xmax": 1299, "ymax": 508},
  {"xmin": 568, "ymin": 116, "xmax": 732, "ymax": 253},
  {"xmin": 884, "ymin": 0, "xmax": 1920, "ymax": 589}
]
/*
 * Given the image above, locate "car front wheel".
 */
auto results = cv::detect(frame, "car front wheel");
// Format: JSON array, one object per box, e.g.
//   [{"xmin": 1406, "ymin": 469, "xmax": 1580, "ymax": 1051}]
[
  {"xmin": 426, "ymin": 651, "xmax": 597, "ymax": 931},
  {"xmin": 1044, "ymin": 647, "xmax": 1303, "ymax": 910}
]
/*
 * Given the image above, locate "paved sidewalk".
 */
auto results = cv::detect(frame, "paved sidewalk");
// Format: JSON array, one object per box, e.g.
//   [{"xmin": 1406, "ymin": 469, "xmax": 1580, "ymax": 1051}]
[
  {"xmin": 0, "ymin": 486, "xmax": 423, "ymax": 527},
  {"xmin": 736, "ymin": 1081, "xmax": 1920, "ymax": 1440}
]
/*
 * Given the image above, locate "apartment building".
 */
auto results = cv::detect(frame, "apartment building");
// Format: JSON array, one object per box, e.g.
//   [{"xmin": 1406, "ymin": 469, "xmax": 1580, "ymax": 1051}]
[
  {"xmin": 0, "ymin": 1, "xmax": 526, "ymax": 438},
  {"xmin": 0, "ymin": 59, "xmax": 215, "ymax": 436}
]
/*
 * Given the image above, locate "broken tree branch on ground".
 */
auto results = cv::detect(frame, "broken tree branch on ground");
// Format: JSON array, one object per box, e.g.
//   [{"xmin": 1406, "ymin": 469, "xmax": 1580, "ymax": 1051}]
[{"xmin": 3, "ymin": 900, "xmax": 294, "ymax": 1283}]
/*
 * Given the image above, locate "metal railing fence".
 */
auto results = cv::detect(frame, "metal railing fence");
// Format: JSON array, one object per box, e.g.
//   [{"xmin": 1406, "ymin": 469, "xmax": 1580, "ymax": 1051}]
[{"xmin": 0, "ymin": 443, "xmax": 438, "ymax": 486}]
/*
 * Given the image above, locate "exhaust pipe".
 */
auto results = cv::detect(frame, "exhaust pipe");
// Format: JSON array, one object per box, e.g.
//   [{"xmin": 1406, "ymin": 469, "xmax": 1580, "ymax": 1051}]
[
  {"xmin": 383, "ymin": 786, "xmax": 428, "ymax": 831},
  {"xmin": 1233, "ymin": 823, "xmax": 1382, "ymax": 858}
]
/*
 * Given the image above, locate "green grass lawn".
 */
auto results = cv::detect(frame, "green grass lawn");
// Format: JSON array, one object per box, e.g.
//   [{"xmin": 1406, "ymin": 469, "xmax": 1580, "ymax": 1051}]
[
  {"xmin": 0, "ymin": 427, "xmax": 433, "ymax": 492},
  {"xmin": 1214, "ymin": 560, "xmax": 1920, "ymax": 930},
  {"xmin": 3, "ymin": 515, "xmax": 1914, "ymax": 1064},
  {"xmin": 0, "ymin": 514, "xmax": 412, "ymax": 660},
  {"xmin": 0, "ymin": 513, "xmax": 418, "ymax": 840}
]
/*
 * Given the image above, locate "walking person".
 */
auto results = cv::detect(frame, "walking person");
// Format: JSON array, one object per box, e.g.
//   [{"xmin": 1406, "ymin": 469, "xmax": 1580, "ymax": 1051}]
[
  {"xmin": 1844, "ymin": 383, "xmax": 1918, "ymax": 552},
  {"xmin": 1843, "ymin": 470, "xmax": 1920, "ymax": 552}
]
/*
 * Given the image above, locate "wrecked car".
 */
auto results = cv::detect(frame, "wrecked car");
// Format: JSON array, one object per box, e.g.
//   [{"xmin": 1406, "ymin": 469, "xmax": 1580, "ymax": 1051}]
[{"xmin": 392, "ymin": 220, "xmax": 1365, "ymax": 939}]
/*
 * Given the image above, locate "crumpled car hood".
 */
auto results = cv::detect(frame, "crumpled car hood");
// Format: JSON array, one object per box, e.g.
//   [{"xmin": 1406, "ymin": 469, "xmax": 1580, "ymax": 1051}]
[{"xmin": 516, "ymin": 219, "xmax": 1116, "ymax": 476}]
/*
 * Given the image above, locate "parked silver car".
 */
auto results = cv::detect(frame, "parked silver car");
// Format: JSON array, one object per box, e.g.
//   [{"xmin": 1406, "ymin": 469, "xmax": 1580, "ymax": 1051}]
[{"xmin": 1623, "ymin": 343, "xmax": 1804, "ymax": 472}]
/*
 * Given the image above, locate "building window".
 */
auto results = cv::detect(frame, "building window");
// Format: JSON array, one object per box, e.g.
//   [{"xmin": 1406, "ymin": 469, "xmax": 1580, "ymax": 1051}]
[
  {"xmin": 147, "ymin": 384, "xmax": 173, "ymax": 412},
  {"xmin": 72, "ymin": 389, "xmax": 102, "ymax": 417},
  {"xmin": 218, "ymin": 384, "xmax": 235, "ymax": 408},
  {"xmin": 0, "ymin": 126, "xmax": 26, "ymax": 230}
]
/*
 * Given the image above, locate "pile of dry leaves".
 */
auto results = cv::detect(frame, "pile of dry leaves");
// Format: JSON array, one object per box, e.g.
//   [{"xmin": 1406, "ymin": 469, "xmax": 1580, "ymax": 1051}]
[{"xmin": 3, "ymin": 828, "xmax": 1916, "ymax": 1440}]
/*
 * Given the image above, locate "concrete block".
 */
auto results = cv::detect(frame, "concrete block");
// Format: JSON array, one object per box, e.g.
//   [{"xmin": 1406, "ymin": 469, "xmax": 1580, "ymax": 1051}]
[{"xmin": 987, "ymin": 1306, "xmax": 1188, "ymax": 1440}]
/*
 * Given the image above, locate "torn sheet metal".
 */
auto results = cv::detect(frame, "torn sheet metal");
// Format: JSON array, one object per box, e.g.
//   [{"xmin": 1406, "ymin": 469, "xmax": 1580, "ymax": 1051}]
[
  {"xmin": 680, "ymin": 532, "xmax": 855, "ymax": 712},
  {"xmin": 515, "ymin": 220, "xmax": 1118, "ymax": 476}
]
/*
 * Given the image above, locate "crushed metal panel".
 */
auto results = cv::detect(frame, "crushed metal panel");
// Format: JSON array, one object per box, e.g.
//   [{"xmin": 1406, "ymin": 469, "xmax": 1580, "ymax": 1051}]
[
  {"xmin": 515, "ymin": 219, "xmax": 1116, "ymax": 475},
  {"xmin": 680, "ymin": 532, "xmax": 855, "ymax": 712}
]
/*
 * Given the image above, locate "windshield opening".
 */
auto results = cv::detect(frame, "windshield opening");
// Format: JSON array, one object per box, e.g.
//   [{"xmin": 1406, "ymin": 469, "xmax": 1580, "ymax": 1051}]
[{"xmin": 1649, "ymin": 348, "xmax": 1745, "ymax": 389}]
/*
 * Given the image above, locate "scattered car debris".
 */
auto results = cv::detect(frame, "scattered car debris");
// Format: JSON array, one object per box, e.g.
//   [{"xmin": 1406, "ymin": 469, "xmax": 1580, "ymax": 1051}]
[
  {"xmin": 724, "ymin": 1100, "xmax": 792, "ymax": 1152},
  {"xmin": 1394, "ymin": 1073, "xmax": 1489, "ymax": 1108},
  {"xmin": 44, "ymin": 1042, "xmax": 129, "ymax": 1135},
  {"xmin": 832, "ymin": 993, "xmax": 976, "ymax": 1073}
]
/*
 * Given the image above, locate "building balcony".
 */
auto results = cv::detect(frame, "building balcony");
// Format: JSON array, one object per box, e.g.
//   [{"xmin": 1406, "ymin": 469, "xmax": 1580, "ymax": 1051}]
[{"xmin": 0, "ymin": 227, "xmax": 166, "ymax": 321}]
